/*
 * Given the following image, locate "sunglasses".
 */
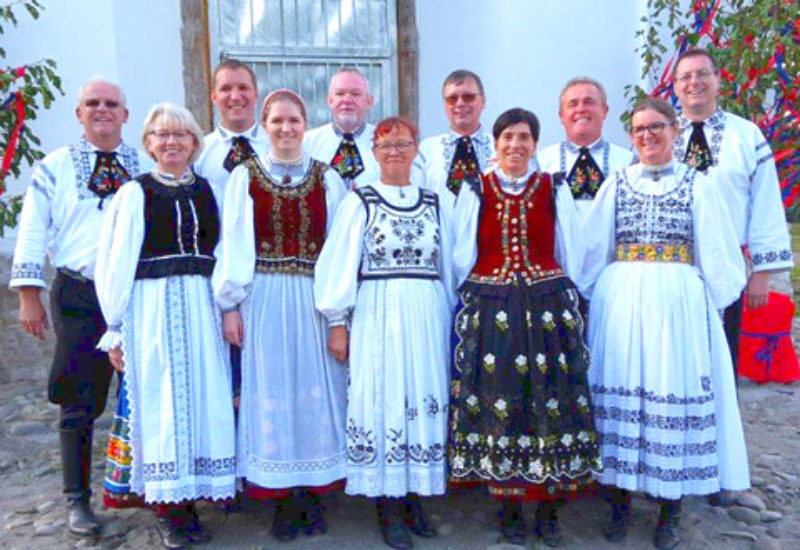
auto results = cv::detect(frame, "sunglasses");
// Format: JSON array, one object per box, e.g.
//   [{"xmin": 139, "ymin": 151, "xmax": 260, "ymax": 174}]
[{"xmin": 444, "ymin": 93, "xmax": 480, "ymax": 106}]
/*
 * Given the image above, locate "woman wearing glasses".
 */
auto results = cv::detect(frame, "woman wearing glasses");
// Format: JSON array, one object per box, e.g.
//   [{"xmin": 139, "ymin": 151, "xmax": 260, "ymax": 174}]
[
  {"xmin": 315, "ymin": 117, "xmax": 453, "ymax": 550},
  {"xmin": 448, "ymin": 108, "xmax": 601, "ymax": 548},
  {"xmin": 213, "ymin": 89, "xmax": 348, "ymax": 542},
  {"xmin": 579, "ymin": 98, "xmax": 749, "ymax": 550},
  {"xmin": 95, "ymin": 103, "xmax": 236, "ymax": 548}
]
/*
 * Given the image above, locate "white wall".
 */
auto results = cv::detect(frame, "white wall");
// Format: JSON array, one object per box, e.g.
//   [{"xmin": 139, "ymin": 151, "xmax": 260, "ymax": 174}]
[
  {"xmin": 416, "ymin": 0, "xmax": 646, "ymax": 148},
  {"xmin": 1, "ymin": 0, "xmax": 183, "ymax": 252}
]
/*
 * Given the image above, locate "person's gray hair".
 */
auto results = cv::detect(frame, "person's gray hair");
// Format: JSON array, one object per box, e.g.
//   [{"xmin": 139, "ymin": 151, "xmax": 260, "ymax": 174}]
[
  {"xmin": 76, "ymin": 77, "xmax": 127, "ymax": 107},
  {"xmin": 329, "ymin": 67, "xmax": 371, "ymax": 95},
  {"xmin": 141, "ymin": 102, "xmax": 205, "ymax": 164},
  {"xmin": 558, "ymin": 76, "xmax": 608, "ymax": 111}
]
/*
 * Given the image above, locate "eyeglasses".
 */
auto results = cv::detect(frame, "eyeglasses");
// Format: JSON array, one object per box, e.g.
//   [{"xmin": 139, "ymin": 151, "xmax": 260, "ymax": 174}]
[
  {"xmin": 150, "ymin": 130, "xmax": 192, "ymax": 141},
  {"xmin": 83, "ymin": 99, "xmax": 122, "ymax": 109},
  {"xmin": 444, "ymin": 93, "xmax": 480, "ymax": 106},
  {"xmin": 631, "ymin": 122, "xmax": 675, "ymax": 137},
  {"xmin": 675, "ymin": 69, "xmax": 716, "ymax": 83},
  {"xmin": 374, "ymin": 140, "xmax": 415, "ymax": 153}
]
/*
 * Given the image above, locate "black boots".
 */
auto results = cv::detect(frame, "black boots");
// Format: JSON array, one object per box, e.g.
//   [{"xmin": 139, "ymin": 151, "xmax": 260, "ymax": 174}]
[
  {"xmin": 60, "ymin": 426, "xmax": 100, "ymax": 538},
  {"xmin": 271, "ymin": 496, "xmax": 300, "ymax": 542},
  {"xmin": 534, "ymin": 501, "xmax": 562, "ymax": 547},
  {"xmin": 604, "ymin": 488, "xmax": 632, "ymax": 543},
  {"xmin": 654, "ymin": 500, "xmax": 682, "ymax": 550},
  {"xmin": 403, "ymin": 494, "xmax": 437, "ymax": 538},
  {"xmin": 377, "ymin": 497, "xmax": 412, "ymax": 549},
  {"xmin": 302, "ymin": 492, "xmax": 328, "ymax": 536},
  {"xmin": 499, "ymin": 499, "xmax": 526, "ymax": 545}
]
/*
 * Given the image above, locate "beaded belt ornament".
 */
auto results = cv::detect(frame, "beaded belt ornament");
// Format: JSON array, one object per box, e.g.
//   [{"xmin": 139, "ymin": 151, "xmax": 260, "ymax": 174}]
[{"xmin": 615, "ymin": 243, "xmax": 693, "ymax": 264}]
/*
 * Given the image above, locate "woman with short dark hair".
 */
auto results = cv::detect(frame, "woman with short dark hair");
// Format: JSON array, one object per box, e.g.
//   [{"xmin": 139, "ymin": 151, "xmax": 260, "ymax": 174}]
[{"xmin": 448, "ymin": 108, "xmax": 601, "ymax": 547}]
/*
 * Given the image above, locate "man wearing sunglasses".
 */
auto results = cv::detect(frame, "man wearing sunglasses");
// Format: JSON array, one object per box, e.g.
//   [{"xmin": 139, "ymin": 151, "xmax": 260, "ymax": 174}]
[
  {"xmin": 672, "ymin": 48, "xmax": 792, "ymax": 377},
  {"xmin": 537, "ymin": 76, "xmax": 633, "ymax": 221},
  {"xmin": 305, "ymin": 67, "xmax": 379, "ymax": 190},
  {"xmin": 414, "ymin": 69, "xmax": 495, "ymax": 213},
  {"xmin": 10, "ymin": 77, "xmax": 151, "ymax": 538}
]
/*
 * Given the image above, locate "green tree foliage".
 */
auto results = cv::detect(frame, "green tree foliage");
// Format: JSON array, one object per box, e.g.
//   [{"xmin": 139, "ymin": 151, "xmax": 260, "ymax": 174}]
[
  {"xmin": 626, "ymin": 0, "xmax": 799, "ymax": 210},
  {"xmin": 0, "ymin": 0, "xmax": 63, "ymax": 235}
]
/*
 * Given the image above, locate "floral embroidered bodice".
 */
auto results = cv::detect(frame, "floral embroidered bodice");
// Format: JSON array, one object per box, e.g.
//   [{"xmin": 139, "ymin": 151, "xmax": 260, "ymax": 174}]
[
  {"xmin": 615, "ymin": 165, "xmax": 696, "ymax": 247},
  {"xmin": 354, "ymin": 185, "xmax": 441, "ymax": 280}
]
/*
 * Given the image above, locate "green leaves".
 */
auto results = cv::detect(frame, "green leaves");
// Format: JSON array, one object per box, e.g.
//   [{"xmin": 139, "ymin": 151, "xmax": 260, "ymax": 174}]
[{"xmin": 1, "ymin": 0, "xmax": 62, "ymax": 233}]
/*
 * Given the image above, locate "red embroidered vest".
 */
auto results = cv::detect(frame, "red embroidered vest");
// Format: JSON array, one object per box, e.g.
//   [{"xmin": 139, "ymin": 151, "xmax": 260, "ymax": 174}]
[
  {"xmin": 468, "ymin": 171, "xmax": 563, "ymax": 285},
  {"xmin": 248, "ymin": 159, "xmax": 327, "ymax": 275}
]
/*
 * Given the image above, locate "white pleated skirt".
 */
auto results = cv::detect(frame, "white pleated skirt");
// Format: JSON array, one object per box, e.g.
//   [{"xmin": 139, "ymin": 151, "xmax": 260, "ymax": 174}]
[
  {"xmin": 587, "ymin": 261, "xmax": 749, "ymax": 500},
  {"xmin": 346, "ymin": 278, "xmax": 451, "ymax": 497}
]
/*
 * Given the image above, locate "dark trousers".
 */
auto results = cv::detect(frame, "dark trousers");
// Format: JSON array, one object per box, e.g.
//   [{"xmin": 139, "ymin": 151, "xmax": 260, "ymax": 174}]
[
  {"xmin": 50, "ymin": 270, "xmax": 114, "ymax": 500},
  {"xmin": 723, "ymin": 294, "xmax": 743, "ymax": 385}
]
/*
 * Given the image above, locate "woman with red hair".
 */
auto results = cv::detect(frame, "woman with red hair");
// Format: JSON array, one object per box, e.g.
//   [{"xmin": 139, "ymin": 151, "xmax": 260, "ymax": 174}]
[{"xmin": 315, "ymin": 116, "xmax": 453, "ymax": 550}]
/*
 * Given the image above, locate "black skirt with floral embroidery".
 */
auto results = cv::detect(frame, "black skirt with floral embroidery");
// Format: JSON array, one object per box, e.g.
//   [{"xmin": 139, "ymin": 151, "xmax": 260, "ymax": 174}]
[{"xmin": 448, "ymin": 276, "xmax": 602, "ymax": 501}]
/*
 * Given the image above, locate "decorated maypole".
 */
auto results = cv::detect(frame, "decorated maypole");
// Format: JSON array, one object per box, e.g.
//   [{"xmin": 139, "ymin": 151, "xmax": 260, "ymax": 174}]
[
  {"xmin": 627, "ymin": 0, "xmax": 800, "ymax": 211},
  {"xmin": 0, "ymin": 0, "xmax": 63, "ymax": 235}
]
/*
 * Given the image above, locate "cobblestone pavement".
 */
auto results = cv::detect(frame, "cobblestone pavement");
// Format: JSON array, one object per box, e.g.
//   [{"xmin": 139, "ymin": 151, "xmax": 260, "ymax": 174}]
[{"xmin": 1, "ymin": 259, "xmax": 797, "ymax": 550}]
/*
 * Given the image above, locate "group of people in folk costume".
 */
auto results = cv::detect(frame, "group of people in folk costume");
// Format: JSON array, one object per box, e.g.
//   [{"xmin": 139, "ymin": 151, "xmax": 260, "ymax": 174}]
[{"xmin": 11, "ymin": 47, "xmax": 791, "ymax": 550}]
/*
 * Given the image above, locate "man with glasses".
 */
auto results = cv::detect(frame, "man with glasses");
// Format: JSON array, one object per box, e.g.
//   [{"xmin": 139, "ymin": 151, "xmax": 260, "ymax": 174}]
[
  {"xmin": 10, "ymin": 77, "xmax": 151, "ymax": 537},
  {"xmin": 537, "ymin": 76, "xmax": 633, "ymax": 220},
  {"xmin": 195, "ymin": 59, "xmax": 269, "ymax": 210},
  {"xmin": 414, "ymin": 69, "xmax": 494, "ymax": 212},
  {"xmin": 673, "ymin": 48, "xmax": 792, "ymax": 377},
  {"xmin": 305, "ymin": 67, "xmax": 379, "ymax": 190}
]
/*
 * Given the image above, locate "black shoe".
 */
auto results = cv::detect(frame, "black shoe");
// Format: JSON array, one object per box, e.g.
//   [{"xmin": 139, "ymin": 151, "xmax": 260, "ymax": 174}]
[
  {"xmin": 603, "ymin": 489, "xmax": 631, "ymax": 543},
  {"xmin": 377, "ymin": 498, "xmax": 413, "ymax": 549},
  {"xmin": 184, "ymin": 504, "xmax": 212, "ymax": 543},
  {"xmin": 272, "ymin": 497, "xmax": 299, "ymax": 542},
  {"xmin": 303, "ymin": 494, "xmax": 328, "ymax": 536},
  {"xmin": 61, "ymin": 427, "xmax": 100, "ymax": 538},
  {"xmin": 654, "ymin": 501, "xmax": 681, "ymax": 550},
  {"xmin": 499, "ymin": 500, "xmax": 526, "ymax": 545},
  {"xmin": 403, "ymin": 495, "xmax": 437, "ymax": 538},
  {"xmin": 534, "ymin": 502, "xmax": 562, "ymax": 548},
  {"xmin": 66, "ymin": 497, "xmax": 101, "ymax": 538},
  {"xmin": 155, "ymin": 516, "xmax": 190, "ymax": 550}
]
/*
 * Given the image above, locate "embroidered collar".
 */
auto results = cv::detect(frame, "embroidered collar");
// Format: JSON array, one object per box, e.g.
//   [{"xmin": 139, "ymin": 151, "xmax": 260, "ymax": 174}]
[
  {"xmin": 217, "ymin": 122, "xmax": 262, "ymax": 143},
  {"xmin": 78, "ymin": 136, "xmax": 125, "ymax": 155},
  {"xmin": 151, "ymin": 169, "xmax": 195, "ymax": 186},
  {"xmin": 333, "ymin": 122, "xmax": 367, "ymax": 138},
  {"xmin": 495, "ymin": 166, "xmax": 533, "ymax": 189},
  {"xmin": 677, "ymin": 107, "xmax": 724, "ymax": 131},
  {"xmin": 564, "ymin": 137, "xmax": 605, "ymax": 154},
  {"xmin": 262, "ymin": 152, "xmax": 310, "ymax": 180},
  {"xmin": 640, "ymin": 160, "xmax": 675, "ymax": 181},
  {"xmin": 446, "ymin": 126, "xmax": 490, "ymax": 145}
]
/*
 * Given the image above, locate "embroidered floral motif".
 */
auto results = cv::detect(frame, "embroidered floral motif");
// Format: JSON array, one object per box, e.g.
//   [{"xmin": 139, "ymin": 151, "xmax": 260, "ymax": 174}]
[
  {"xmin": 494, "ymin": 398, "xmax": 509, "ymax": 420},
  {"xmin": 347, "ymin": 419, "xmax": 377, "ymax": 465},
  {"xmin": 535, "ymin": 353, "xmax": 547, "ymax": 374},
  {"xmin": 514, "ymin": 354, "xmax": 529, "ymax": 374},
  {"xmin": 615, "ymin": 167, "xmax": 695, "ymax": 247},
  {"xmin": 483, "ymin": 353, "xmax": 496, "ymax": 374},
  {"xmin": 541, "ymin": 310, "xmax": 555, "ymax": 331},
  {"xmin": 495, "ymin": 310, "xmax": 509, "ymax": 332}
]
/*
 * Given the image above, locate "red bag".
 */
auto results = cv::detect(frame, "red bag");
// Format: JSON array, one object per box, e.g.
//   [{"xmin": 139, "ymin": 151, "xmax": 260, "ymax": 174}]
[{"xmin": 737, "ymin": 292, "xmax": 800, "ymax": 384}]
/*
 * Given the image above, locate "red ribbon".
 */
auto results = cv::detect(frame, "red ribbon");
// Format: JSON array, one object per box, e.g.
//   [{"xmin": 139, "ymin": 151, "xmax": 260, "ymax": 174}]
[{"xmin": 0, "ymin": 92, "xmax": 27, "ymax": 186}]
